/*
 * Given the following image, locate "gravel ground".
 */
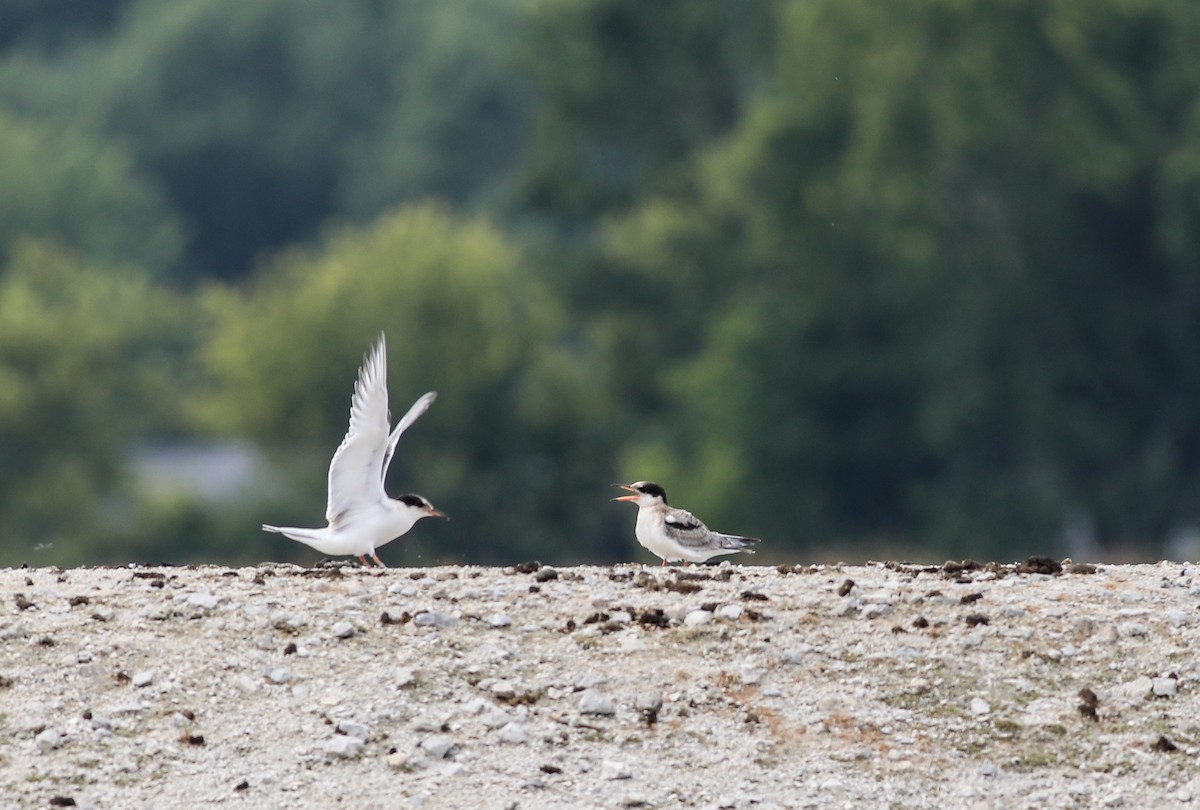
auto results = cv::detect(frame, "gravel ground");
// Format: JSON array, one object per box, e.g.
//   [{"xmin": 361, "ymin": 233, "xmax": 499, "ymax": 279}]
[{"xmin": 1, "ymin": 559, "xmax": 1199, "ymax": 809}]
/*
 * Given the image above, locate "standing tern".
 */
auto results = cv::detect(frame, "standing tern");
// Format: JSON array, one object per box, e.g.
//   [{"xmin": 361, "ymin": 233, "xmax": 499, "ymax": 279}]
[
  {"xmin": 263, "ymin": 333, "xmax": 445, "ymax": 566},
  {"xmin": 612, "ymin": 481, "xmax": 760, "ymax": 566}
]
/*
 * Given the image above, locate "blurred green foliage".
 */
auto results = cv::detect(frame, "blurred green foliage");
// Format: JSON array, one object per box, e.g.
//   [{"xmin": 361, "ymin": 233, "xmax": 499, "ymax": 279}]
[{"xmin": 0, "ymin": 0, "xmax": 1198, "ymax": 566}]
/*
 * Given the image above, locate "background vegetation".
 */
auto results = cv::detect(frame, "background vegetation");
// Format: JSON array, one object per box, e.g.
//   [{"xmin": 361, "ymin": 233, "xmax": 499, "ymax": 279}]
[{"xmin": 1, "ymin": 0, "xmax": 1198, "ymax": 567}]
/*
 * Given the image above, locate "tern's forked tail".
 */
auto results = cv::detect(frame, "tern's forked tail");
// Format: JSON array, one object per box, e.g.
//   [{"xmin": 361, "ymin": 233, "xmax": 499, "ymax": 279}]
[{"xmin": 716, "ymin": 533, "xmax": 760, "ymax": 553}]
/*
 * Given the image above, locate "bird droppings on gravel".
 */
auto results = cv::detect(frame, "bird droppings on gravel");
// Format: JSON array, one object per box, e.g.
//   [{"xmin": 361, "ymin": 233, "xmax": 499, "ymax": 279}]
[{"xmin": 2, "ymin": 560, "xmax": 1200, "ymax": 808}]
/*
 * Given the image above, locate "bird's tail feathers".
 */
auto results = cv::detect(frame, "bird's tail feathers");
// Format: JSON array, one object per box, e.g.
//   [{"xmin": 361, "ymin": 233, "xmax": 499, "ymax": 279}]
[
  {"xmin": 717, "ymin": 533, "xmax": 760, "ymax": 553},
  {"xmin": 262, "ymin": 524, "xmax": 326, "ymax": 543}
]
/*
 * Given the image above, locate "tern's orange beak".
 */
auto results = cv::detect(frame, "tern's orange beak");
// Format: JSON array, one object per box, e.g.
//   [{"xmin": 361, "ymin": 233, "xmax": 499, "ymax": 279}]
[
  {"xmin": 426, "ymin": 507, "xmax": 448, "ymax": 519},
  {"xmin": 611, "ymin": 484, "xmax": 640, "ymax": 502}
]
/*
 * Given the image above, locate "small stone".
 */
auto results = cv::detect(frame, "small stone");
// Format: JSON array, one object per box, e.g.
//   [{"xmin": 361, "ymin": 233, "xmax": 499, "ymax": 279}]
[
  {"xmin": 266, "ymin": 668, "xmax": 292, "ymax": 685},
  {"xmin": 663, "ymin": 604, "xmax": 689, "ymax": 622},
  {"xmin": 396, "ymin": 667, "xmax": 419, "ymax": 688},
  {"xmin": 779, "ymin": 648, "xmax": 809, "ymax": 665},
  {"xmin": 420, "ymin": 734, "xmax": 456, "ymax": 759},
  {"xmin": 609, "ymin": 610, "xmax": 632, "ymax": 624},
  {"xmin": 413, "ymin": 612, "xmax": 457, "ymax": 629},
  {"xmin": 1166, "ymin": 610, "xmax": 1190, "ymax": 628},
  {"xmin": 323, "ymin": 735, "xmax": 363, "ymax": 758},
  {"xmin": 412, "ymin": 714, "xmax": 444, "ymax": 732},
  {"xmin": 187, "ymin": 593, "xmax": 219, "ymax": 610},
  {"xmin": 578, "ymin": 689, "xmax": 616, "ymax": 716},
  {"xmin": 482, "ymin": 707, "xmax": 512, "ymax": 729},
  {"xmin": 980, "ymin": 763, "xmax": 999, "ymax": 777},
  {"xmin": 715, "ymin": 604, "xmax": 743, "ymax": 621},
  {"xmin": 741, "ymin": 668, "xmax": 763, "ymax": 686},
  {"xmin": 1119, "ymin": 622, "xmax": 1148, "ymax": 638},
  {"xmin": 487, "ymin": 613, "xmax": 513, "ymax": 628},
  {"xmin": 498, "ymin": 722, "xmax": 527, "ymax": 744},
  {"xmin": 386, "ymin": 751, "xmax": 407, "ymax": 769},
  {"xmin": 1120, "ymin": 676, "xmax": 1154, "ymax": 701},
  {"xmin": 35, "ymin": 728, "xmax": 63, "ymax": 752},
  {"xmin": 1153, "ymin": 677, "xmax": 1179, "ymax": 698},
  {"xmin": 535, "ymin": 567, "xmax": 559, "ymax": 582},
  {"xmin": 490, "ymin": 680, "xmax": 516, "ymax": 700},
  {"xmin": 969, "ymin": 698, "xmax": 990, "ymax": 716},
  {"xmin": 634, "ymin": 691, "xmax": 663, "ymax": 714},
  {"xmin": 620, "ymin": 795, "xmax": 649, "ymax": 807},
  {"xmin": 1097, "ymin": 623, "xmax": 1119, "ymax": 644},
  {"xmin": 601, "ymin": 760, "xmax": 632, "ymax": 780},
  {"xmin": 577, "ymin": 671, "xmax": 606, "ymax": 689},
  {"xmin": 331, "ymin": 621, "xmax": 356, "ymax": 639},
  {"xmin": 336, "ymin": 721, "xmax": 370, "ymax": 741},
  {"xmin": 132, "ymin": 671, "xmax": 154, "ymax": 688},
  {"xmin": 684, "ymin": 610, "xmax": 713, "ymax": 627}
]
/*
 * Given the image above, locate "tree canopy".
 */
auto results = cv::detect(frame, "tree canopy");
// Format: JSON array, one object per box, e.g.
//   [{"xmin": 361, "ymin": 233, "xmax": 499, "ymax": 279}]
[{"xmin": 1, "ymin": 0, "xmax": 1198, "ymax": 566}]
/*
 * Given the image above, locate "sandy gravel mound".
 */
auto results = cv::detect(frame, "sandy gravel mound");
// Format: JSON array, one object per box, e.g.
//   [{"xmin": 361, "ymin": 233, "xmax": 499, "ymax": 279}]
[{"xmin": 1, "ymin": 560, "xmax": 1198, "ymax": 809}]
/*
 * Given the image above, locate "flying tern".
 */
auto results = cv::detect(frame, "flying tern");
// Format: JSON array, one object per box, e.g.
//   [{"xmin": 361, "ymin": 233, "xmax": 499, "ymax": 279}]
[{"xmin": 263, "ymin": 333, "xmax": 445, "ymax": 566}]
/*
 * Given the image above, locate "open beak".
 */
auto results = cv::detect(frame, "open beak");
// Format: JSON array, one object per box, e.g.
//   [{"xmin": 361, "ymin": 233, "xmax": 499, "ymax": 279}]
[
  {"xmin": 611, "ymin": 483, "xmax": 640, "ymax": 502},
  {"xmin": 426, "ymin": 507, "xmax": 448, "ymax": 519}
]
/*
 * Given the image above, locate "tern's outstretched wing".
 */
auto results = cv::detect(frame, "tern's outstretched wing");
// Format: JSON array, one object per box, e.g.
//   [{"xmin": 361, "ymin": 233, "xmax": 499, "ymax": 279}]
[
  {"xmin": 379, "ymin": 390, "xmax": 436, "ymax": 484},
  {"xmin": 326, "ymin": 334, "xmax": 392, "ymax": 525}
]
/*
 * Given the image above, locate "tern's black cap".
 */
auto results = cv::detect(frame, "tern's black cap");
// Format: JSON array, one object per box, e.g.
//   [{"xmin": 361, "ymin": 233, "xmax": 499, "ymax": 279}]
[{"xmin": 632, "ymin": 481, "xmax": 668, "ymax": 503}]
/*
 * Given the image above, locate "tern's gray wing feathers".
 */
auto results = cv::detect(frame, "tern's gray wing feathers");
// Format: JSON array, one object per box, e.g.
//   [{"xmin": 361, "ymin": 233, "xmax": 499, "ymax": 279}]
[
  {"xmin": 326, "ymin": 335, "xmax": 391, "ymax": 525},
  {"xmin": 661, "ymin": 507, "xmax": 718, "ymax": 549}
]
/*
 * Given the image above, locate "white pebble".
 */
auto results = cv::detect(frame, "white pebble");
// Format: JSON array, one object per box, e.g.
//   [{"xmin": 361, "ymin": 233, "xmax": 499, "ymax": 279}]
[
  {"xmin": 413, "ymin": 612, "xmax": 457, "ymax": 629},
  {"xmin": 578, "ymin": 689, "xmax": 616, "ymax": 716},
  {"xmin": 716, "ymin": 605, "xmax": 743, "ymax": 621},
  {"xmin": 498, "ymin": 722, "xmax": 527, "ymax": 744},
  {"xmin": 34, "ymin": 728, "xmax": 63, "ymax": 753},
  {"xmin": 490, "ymin": 680, "xmax": 516, "ymax": 700},
  {"xmin": 1153, "ymin": 677, "xmax": 1178, "ymax": 697},
  {"xmin": 323, "ymin": 735, "xmax": 363, "ymax": 758},
  {"xmin": 132, "ymin": 671, "xmax": 154, "ymax": 688},
  {"xmin": 420, "ymin": 734, "xmax": 456, "ymax": 759},
  {"xmin": 684, "ymin": 610, "xmax": 713, "ymax": 627},
  {"xmin": 601, "ymin": 760, "xmax": 632, "ymax": 780},
  {"xmin": 186, "ymin": 592, "xmax": 219, "ymax": 611}
]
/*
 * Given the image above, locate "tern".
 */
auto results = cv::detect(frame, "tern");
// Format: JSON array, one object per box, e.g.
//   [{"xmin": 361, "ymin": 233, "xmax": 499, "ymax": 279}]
[
  {"xmin": 263, "ymin": 333, "xmax": 445, "ymax": 566},
  {"xmin": 612, "ymin": 481, "xmax": 760, "ymax": 565}
]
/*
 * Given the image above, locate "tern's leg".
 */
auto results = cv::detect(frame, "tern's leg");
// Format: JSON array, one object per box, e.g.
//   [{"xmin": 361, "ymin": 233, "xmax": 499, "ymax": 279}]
[
  {"xmin": 661, "ymin": 559, "xmax": 667, "ymax": 567},
  {"xmin": 371, "ymin": 552, "xmax": 387, "ymax": 568},
  {"xmin": 358, "ymin": 555, "xmax": 371, "ymax": 567}
]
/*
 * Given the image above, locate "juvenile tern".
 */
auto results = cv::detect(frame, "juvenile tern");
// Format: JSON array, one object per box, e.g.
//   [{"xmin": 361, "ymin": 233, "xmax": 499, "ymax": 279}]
[
  {"xmin": 612, "ymin": 481, "xmax": 760, "ymax": 565},
  {"xmin": 263, "ymin": 333, "xmax": 445, "ymax": 566}
]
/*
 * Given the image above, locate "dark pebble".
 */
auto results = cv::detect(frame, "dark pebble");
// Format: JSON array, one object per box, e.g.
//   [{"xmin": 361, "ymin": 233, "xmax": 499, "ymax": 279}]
[{"xmin": 1152, "ymin": 735, "xmax": 1178, "ymax": 753}]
